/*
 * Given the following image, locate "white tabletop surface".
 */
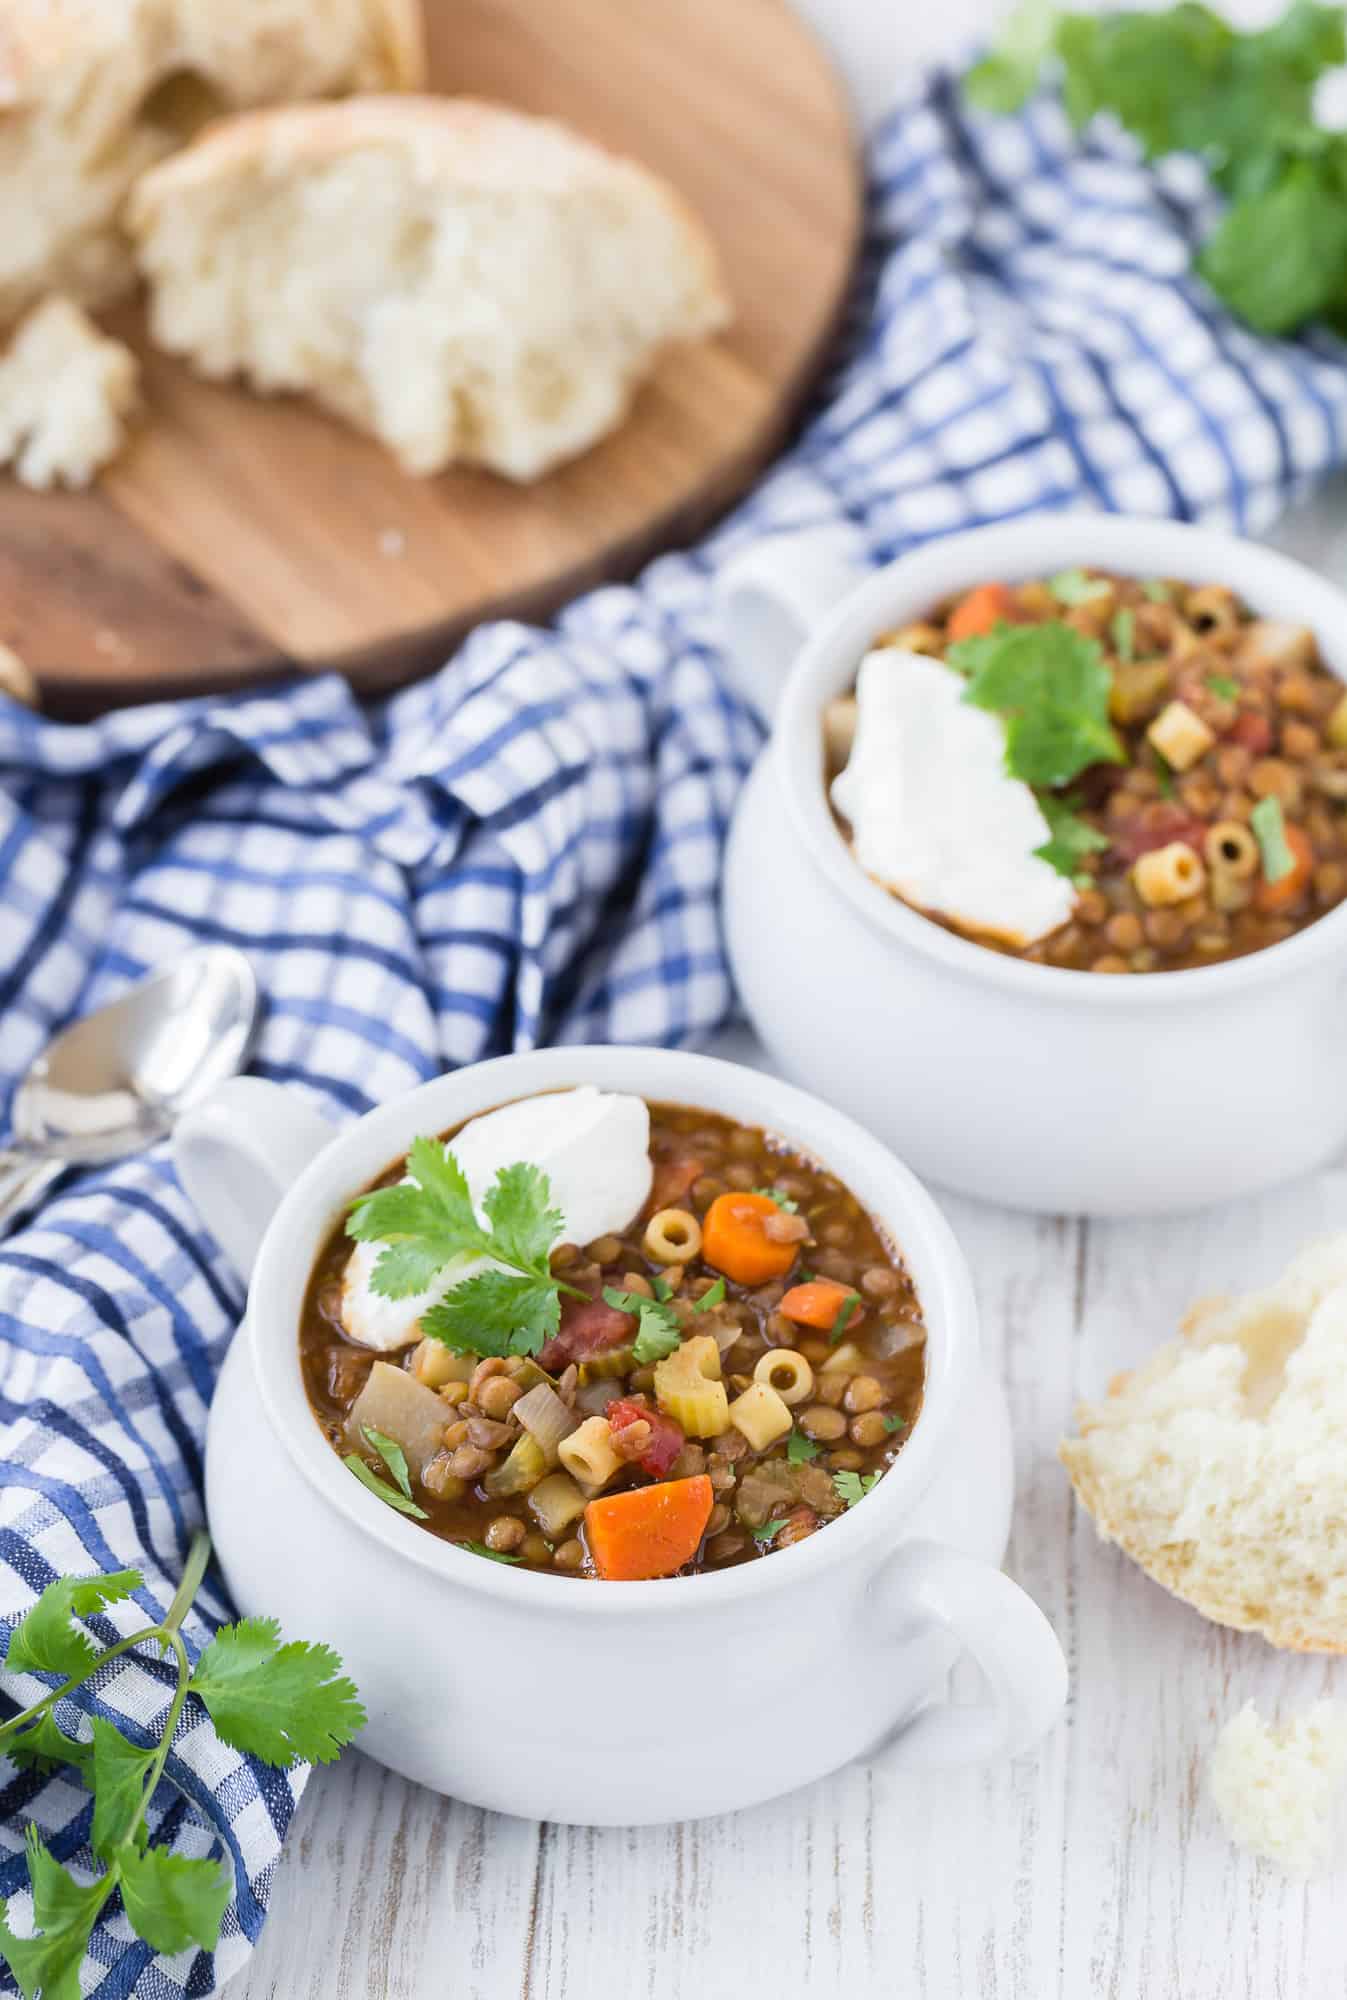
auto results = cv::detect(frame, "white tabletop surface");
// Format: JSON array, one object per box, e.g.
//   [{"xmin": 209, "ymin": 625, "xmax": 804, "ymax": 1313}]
[{"xmin": 233, "ymin": 5, "xmax": 1347, "ymax": 1997}]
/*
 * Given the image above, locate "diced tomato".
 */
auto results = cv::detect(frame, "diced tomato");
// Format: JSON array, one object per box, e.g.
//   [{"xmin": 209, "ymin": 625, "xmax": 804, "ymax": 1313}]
[
  {"xmin": 538, "ymin": 1286, "xmax": 636, "ymax": 1370},
  {"xmin": 646, "ymin": 1151, "xmax": 703, "ymax": 1215},
  {"xmin": 1229, "ymin": 711, "xmax": 1273, "ymax": 754},
  {"xmin": 607, "ymin": 1395, "xmax": 685, "ymax": 1478},
  {"xmin": 1111, "ymin": 806, "xmax": 1209, "ymax": 865}
]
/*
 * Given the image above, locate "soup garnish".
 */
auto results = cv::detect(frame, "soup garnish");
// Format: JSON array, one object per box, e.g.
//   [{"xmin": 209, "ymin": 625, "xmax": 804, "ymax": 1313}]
[
  {"xmin": 825, "ymin": 571, "xmax": 1347, "ymax": 973},
  {"xmin": 302, "ymin": 1091, "xmax": 925, "ymax": 1580}
]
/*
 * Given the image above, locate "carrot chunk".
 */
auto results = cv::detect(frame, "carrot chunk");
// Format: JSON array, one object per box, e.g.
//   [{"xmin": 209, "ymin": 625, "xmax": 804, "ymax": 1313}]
[
  {"xmin": 584, "ymin": 1475, "xmax": 714, "ymax": 1581},
  {"xmin": 778, "ymin": 1278, "xmax": 858, "ymax": 1330},
  {"xmin": 946, "ymin": 582, "xmax": 1021, "ymax": 642},
  {"xmin": 701, "ymin": 1192, "xmax": 799, "ymax": 1286},
  {"xmin": 1254, "ymin": 823, "xmax": 1313, "ymax": 912}
]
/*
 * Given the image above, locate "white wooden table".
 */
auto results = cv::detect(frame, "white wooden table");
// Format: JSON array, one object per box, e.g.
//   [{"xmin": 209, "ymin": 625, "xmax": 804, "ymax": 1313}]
[{"xmin": 234, "ymin": 5, "xmax": 1347, "ymax": 1995}]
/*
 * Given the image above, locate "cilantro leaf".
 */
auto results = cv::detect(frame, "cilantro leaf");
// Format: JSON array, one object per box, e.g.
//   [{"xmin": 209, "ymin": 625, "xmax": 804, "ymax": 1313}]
[
  {"xmin": 421, "ymin": 1268, "xmax": 561, "ymax": 1358},
  {"xmin": 482, "ymin": 1162, "xmax": 563, "ymax": 1274},
  {"xmin": 832, "ymin": 1470, "xmax": 882, "ymax": 1509},
  {"xmin": 1048, "ymin": 567, "xmax": 1110, "ymax": 606},
  {"xmin": 89, "ymin": 1720, "xmax": 157, "ymax": 1859},
  {"xmin": 1251, "ymin": 794, "xmax": 1295, "ymax": 881},
  {"xmin": 692, "ymin": 1278, "xmax": 727, "ymax": 1313},
  {"xmin": 362, "ymin": 1426, "xmax": 414, "ymax": 1502},
  {"xmin": 949, "ymin": 621, "xmax": 1124, "ymax": 788},
  {"xmin": 751, "ymin": 1187, "xmax": 799, "ymax": 1213},
  {"xmin": 459, "ymin": 1541, "xmax": 524, "ymax": 1565},
  {"xmin": 1197, "ymin": 156, "xmax": 1347, "ymax": 334},
  {"xmin": 1034, "ymin": 793, "xmax": 1110, "ymax": 883},
  {"xmin": 786, "ymin": 1429, "xmax": 821, "ymax": 1464},
  {"xmin": 1206, "ymin": 673, "xmax": 1240, "ymax": 700},
  {"xmin": 189, "ymin": 1618, "xmax": 366, "ymax": 1766},
  {"xmin": 116, "ymin": 1846, "xmax": 231, "ymax": 1957},
  {"xmin": 652, "ymin": 1276, "xmax": 673, "ymax": 1302},
  {"xmin": 0, "ymin": 1831, "xmax": 108, "ymax": 2000},
  {"xmin": 751, "ymin": 1518, "xmax": 789, "ymax": 1544},
  {"xmin": 603, "ymin": 1287, "xmax": 682, "ymax": 1364},
  {"xmin": 5, "ymin": 1571, "xmax": 142, "ymax": 1681},
  {"xmin": 5, "ymin": 1715, "xmax": 93, "ymax": 1777},
  {"xmin": 344, "ymin": 1454, "xmax": 429, "ymax": 1519},
  {"xmin": 882, "ymin": 1413, "xmax": 908, "ymax": 1435},
  {"xmin": 347, "ymin": 1139, "xmax": 487, "ymax": 1301},
  {"xmin": 829, "ymin": 1292, "xmax": 862, "ymax": 1346}
]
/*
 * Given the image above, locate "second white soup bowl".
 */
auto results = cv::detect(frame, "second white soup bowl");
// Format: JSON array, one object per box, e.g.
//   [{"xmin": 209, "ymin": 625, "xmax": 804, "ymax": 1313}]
[
  {"xmin": 178, "ymin": 1046, "xmax": 1066, "ymax": 1825},
  {"xmin": 720, "ymin": 515, "xmax": 1347, "ymax": 1217}
]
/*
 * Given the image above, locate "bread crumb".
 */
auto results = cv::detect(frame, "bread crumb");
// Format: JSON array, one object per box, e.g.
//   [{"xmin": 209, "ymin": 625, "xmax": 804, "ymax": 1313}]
[
  {"xmin": 94, "ymin": 627, "xmax": 136, "ymax": 665},
  {"xmin": 1211, "ymin": 1700, "xmax": 1347, "ymax": 1871},
  {"xmin": 0, "ymin": 298, "xmax": 138, "ymax": 489},
  {"xmin": 378, "ymin": 528, "xmax": 406, "ymax": 558}
]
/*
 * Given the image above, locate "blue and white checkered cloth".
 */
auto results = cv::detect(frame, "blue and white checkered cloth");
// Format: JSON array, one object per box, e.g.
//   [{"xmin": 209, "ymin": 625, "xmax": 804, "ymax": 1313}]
[{"xmin": 4, "ymin": 60, "xmax": 1347, "ymax": 1997}]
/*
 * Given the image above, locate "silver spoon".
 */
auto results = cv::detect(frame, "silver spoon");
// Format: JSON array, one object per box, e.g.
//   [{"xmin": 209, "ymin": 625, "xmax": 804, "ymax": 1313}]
[{"xmin": 0, "ymin": 946, "xmax": 260, "ymax": 1235}]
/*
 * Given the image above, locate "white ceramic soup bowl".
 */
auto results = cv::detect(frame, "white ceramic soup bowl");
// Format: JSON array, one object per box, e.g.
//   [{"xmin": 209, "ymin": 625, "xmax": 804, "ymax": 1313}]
[
  {"xmin": 720, "ymin": 515, "xmax": 1347, "ymax": 1218},
  {"xmin": 177, "ymin": 1046, "xmax": 1066, "ymax": 1826}
]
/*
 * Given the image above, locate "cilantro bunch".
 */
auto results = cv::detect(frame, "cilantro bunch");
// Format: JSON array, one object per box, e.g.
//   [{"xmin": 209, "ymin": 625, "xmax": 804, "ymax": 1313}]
[
  {"xmin": 0, "ymin": 1534, "xmax": 363, "ymax": 1999},
  {"xmin": 967, "ymin": 0, "xmax": 1347, "ymax": 335}
]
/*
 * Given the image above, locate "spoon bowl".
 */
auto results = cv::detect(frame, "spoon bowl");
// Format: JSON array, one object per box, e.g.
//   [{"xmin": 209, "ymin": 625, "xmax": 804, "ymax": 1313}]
[{"xmin": 1, "ymin": 946, "xmax": 259, "ymax": 1230}]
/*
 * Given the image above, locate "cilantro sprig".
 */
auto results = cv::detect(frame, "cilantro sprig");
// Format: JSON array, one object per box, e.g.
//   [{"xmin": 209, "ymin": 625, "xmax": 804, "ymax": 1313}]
[
  {"xmin": 1034, "ymin": 793, "xmax": 1110, "ymax": 886},
  {"xmin": 944, "ymin": 618, "xmax": 1125, "ymax": 883},
  {"xmin": 947, "ymin": 620, "xmax": 1125, "ymax": 790},
  {"xmin": 833, "ymin": 1470, "xmax": 882, "ymax": 1509},
  {"xmin": 0, "ymin": 1535, "xmax": 363, "ymax": 1998},
  {"xmin": 966, "ymin": 0, "xmax": 1347, "ymax": 336},
  {"xmin": 348, "ymin": 1140, "xmax": 592, "ymax": 1360},
  {"xmin": 603, "ymin": 1287, "xmax": 683, "ymax": 1363},
  {"xmin": 344, "ymin": 1426, "xmax": 428, "ymax": 1519},
  {"xmin": 786, "ymin": 1429, "xmax": 821, "ymax": 1464}
]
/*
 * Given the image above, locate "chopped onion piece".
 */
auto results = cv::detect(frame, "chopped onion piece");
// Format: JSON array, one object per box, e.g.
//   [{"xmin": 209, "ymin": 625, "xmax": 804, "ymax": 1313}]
[{"xmin": 514, "ymin": 1381, "xmax": 579, "ymax": 1466}]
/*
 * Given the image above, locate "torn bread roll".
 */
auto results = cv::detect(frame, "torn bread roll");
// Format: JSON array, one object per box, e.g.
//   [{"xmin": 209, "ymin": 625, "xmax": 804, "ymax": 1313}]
[{"xmin": 1061, "ymin": 1235, "xmax": 1347, "ymax": 1650}]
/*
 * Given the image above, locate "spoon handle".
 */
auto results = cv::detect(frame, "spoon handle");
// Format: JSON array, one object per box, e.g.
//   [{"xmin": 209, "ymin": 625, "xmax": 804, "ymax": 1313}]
[{"xmin": 0, "ymin": 1153, "xmax": 63, "ymax": 1237}]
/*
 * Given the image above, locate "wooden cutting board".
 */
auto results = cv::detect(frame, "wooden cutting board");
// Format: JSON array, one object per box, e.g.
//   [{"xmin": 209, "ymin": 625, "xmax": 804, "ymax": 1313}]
[{"xmin": 5, "ymin": 0, "xmax": 860, "ymax": 716}]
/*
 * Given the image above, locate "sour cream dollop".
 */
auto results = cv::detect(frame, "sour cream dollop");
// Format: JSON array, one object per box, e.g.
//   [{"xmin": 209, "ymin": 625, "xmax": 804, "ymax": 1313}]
[
  {"xmin": 340, "ymin": 1087, "xmax": 653, "ymax": 1351},
  {"xmin": 830, "ymin": 648, "xmax": 1076, "ymax": 948}
]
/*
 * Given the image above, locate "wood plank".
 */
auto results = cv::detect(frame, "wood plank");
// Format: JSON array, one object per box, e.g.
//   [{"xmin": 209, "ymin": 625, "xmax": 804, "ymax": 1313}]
[{"xmin": 21, "ymin": 0, "xmax": 858, "ymax": 712}]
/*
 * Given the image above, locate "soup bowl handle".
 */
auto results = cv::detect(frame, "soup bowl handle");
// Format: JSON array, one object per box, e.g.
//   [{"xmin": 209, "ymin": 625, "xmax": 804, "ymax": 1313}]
[
  {"xmin": 715, "ymin": 524, "xmax": 870, "ymax": 727},
  {"xmin": 871, "ymin": 1540, "xmax": 1067, "ymax": 1768},
  {"xmin": 174, "ymin": 1077, "xmax": 336, "ymax": 1281}
]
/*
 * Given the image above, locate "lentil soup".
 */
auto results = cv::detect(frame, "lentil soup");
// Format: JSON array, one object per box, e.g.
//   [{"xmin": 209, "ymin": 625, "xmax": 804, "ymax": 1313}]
[
  {"xmin": 301, "ymin": 1099, "xmax": 925, "ymax": 1580},
  {"xmin": 824, "ymin": 570, "xmax": 1347, "ymax": 973}
]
